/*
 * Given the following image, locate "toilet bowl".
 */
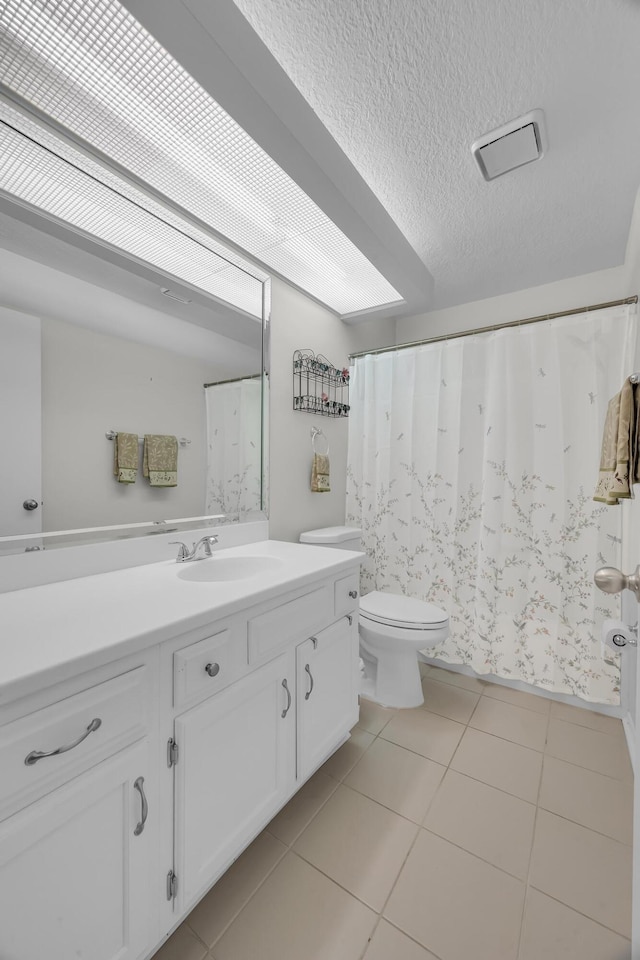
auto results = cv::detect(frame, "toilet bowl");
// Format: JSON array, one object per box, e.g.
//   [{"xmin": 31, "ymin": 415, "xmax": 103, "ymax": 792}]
[
  {"xmin": 359, "ymin": 591, "xmax": 449, "ymax": 708},
  {"xmin": 299, "ymin": 526, "xmax": 450, "ymax": 708}
]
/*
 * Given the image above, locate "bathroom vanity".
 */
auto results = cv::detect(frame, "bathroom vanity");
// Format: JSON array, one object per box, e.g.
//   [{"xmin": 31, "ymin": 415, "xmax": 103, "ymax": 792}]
[{"xmin": 0, "ymin": 540, "xmax": 361, "ymax": 960}]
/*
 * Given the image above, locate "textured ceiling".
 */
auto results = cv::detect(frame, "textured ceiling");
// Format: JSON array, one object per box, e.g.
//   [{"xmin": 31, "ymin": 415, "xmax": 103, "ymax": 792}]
[{"xmin": 231, "ymin": 0, "xmax": 640, "ymax": 310}]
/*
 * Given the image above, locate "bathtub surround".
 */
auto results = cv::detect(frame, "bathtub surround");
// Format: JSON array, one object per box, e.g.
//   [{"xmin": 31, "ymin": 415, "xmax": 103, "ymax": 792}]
[{"xmin": 347, "ymin": 304, "xmax": 637, "ymax": 705}]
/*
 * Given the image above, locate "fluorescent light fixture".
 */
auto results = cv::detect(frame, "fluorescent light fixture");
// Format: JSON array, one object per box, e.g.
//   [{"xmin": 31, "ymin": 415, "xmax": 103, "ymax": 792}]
[
  {"xmin": 0, "ymin": 0, "xmax": 402, "ymax": 315},
  {"xmin": 0, "ymin": 103, "xmax": 265, "ymax": 317}
]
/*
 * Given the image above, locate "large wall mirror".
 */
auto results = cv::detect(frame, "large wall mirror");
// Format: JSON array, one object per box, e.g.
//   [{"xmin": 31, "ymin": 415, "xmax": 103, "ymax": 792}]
[{"xmin": 0, "ymin": 208, "xmax": 269, "ymax": 555}]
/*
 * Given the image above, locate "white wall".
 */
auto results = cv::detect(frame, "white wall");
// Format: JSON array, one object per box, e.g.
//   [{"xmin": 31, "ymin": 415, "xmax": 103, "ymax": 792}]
[
  {"xmin": 41, "ymin": 317, "xmax": 231, "ymax": 531},
  {"xmin": 396, "ymin": 264, "xmax": 629, "ymax": 343},
  {"xmin": 268, "ymin": 278, "xmax": 395, "ymax": 542}
]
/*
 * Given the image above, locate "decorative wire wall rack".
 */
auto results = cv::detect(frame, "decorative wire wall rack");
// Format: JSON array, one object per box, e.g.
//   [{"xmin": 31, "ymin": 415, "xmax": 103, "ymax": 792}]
[{"xmin": 293, "ymin": 349, "xmax": 350, "ymax": 418}]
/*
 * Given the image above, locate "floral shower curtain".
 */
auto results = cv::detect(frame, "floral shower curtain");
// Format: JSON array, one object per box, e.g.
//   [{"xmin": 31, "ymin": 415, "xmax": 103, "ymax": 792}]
[
  {"xmin": 346, "ymin": 305, "xmax": 636, "ymax": 704},
  {"xmin": 205, "ymin": 378, "xmax": 263, "ymax": 521}
]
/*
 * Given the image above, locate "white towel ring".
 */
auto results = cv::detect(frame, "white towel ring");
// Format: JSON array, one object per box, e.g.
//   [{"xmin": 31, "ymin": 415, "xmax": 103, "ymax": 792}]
[{"xmin": 311, "ymin": 426, "xmax": 329, "ymax": 456}]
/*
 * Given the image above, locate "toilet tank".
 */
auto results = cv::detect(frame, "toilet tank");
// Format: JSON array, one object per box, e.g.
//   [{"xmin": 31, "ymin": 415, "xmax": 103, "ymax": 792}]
[{"xmin": 299, "ymin": 525, "xmax": 362, "ymax": 551}]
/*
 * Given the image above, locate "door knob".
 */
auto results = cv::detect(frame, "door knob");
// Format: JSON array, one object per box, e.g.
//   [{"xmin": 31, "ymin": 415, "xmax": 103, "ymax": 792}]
[
  {"xmin": 594, "ymin": 565, "xmax": 640, "ymax": 596},
  {"xmin": 23, "ymin": 499, "xmax": 39, "ymax": 511}
]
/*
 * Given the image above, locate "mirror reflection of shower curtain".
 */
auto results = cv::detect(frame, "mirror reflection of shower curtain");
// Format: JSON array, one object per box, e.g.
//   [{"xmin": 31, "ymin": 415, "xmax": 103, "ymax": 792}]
[
  {"xmin": 205, "ymin": 379, "xmax": 262, "ymax": 521},
  {"xmin": 346, "ymin": 304, "xmax": 637, "ymax": 705}
]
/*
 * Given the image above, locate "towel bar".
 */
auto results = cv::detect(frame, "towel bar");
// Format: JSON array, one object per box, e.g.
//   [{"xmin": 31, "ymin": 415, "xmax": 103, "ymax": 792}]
[{"xmin": 106, "ymin": 431, "xmax": 191, "ymax": 446}]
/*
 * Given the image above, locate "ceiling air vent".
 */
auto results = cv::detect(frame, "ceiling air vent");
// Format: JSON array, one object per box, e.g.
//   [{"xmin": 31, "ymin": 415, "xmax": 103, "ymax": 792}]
[{"xmin": 471, "ymin": 109, "xmax": 547, "ymax": 181}]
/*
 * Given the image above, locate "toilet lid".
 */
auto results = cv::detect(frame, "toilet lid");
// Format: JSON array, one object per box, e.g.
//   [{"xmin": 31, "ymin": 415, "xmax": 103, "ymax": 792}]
[{"xmin": 359, "ymin": 591, "xmax": 448, "ymax": 630}]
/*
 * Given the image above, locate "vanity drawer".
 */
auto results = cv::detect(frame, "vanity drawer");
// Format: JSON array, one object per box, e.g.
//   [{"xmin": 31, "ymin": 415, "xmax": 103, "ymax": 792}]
[
  {"xmin": 247, "ymin": 585, "xmax": 332, "ymax": 664},
  {"xmin": 173, "ymin": 629, "xmax": 236, "ymax": 707},
  {"xmin": 0, "ymin": 665, "xmax": 151, "ymax": 821},
  {"xmin": 335, "ymin": 572, "xmax": 360, "ymax": 619}
]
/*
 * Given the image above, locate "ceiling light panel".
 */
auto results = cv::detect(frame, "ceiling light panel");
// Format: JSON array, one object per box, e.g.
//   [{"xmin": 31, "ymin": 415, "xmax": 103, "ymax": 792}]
[
  {"xmin": 0, "ymin": 0, "xmax": 402, "ymax": 314},
  {"xmin": 0, "ymin": 110, "xmax": 265, "ymax": 317}
]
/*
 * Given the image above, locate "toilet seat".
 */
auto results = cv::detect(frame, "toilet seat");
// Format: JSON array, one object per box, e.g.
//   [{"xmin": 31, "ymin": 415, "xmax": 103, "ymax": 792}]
[{"xmin": 359, "ymin": 591, "xmax": 448, "ymax": 631}]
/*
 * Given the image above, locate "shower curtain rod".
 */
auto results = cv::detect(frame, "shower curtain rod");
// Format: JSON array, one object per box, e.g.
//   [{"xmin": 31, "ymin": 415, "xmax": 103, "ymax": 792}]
[
  {"xmin": 203, "ymin": 373, "xmax": 262, "ymax": 388},
  {"xmin": 349, "ymin": 295, "xmax": 638, "ymax": 360}
]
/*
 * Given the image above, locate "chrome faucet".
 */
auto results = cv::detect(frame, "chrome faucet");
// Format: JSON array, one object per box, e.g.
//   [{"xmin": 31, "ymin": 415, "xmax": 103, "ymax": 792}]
[{"xmin": 170, "ymin": 535, "xmax": 219, "ymax": 562}]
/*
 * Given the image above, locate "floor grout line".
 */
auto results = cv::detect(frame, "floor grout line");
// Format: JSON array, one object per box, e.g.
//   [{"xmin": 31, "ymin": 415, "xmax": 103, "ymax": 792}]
[
  {"xmin": 356, "ymin": 689, "xmax": 478, "ymax": 958},
  {"xmin": 525, "ymin": 882, "xmax": 634, "ymax": 942},
  {"xmin": 186, "ymin": 839, "xmax": 289, "ymax": 950},
  {"xmin": 167, "ymin": 671, "xmax": 630, "ymax": 960},
  {"xmin": 515, "ymin": 699, "xmax": 552, "ymax": 958}
]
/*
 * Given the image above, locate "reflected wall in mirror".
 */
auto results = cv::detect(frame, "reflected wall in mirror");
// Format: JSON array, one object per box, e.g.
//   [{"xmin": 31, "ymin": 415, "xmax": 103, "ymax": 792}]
[{"xmin": 0, "ymin": 213, "xmax": 269, "ymax": 552}]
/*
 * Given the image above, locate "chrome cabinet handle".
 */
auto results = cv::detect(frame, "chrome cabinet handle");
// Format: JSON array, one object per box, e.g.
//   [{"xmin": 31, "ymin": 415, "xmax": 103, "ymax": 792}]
[
  {"xmin": 23, "ymin": 499, "xmax": 39, "ymax": 511},
  {"xmin": 205, "ymin": 662, "xmax": 220, "ymax": 677},
  {"xmin": 281, "ymin": 679, "xmax": 292, "ymax": 718},
  {"xmin": 304, "ymin": 664, "xmax": 314, "ymax": 700},
  {"xmin": 348, "ymin": 590, "xmax": 358, "ymax": 599},
  {"xmin": 133, "ymin": 776, "xmax": 148, "ymax": 836},
  {"xmin": 24, "ymin": 717, "xmax": 102, "ymax": 766}
]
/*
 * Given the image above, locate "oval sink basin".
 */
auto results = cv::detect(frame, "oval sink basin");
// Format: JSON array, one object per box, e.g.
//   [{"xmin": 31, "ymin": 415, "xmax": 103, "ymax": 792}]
[{"xmin": 177, "ymin": 556, "xmax": 281, "ymax": 582}]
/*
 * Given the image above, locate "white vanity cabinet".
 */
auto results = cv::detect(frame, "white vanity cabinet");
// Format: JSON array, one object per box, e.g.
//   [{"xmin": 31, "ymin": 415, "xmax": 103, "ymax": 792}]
[
  {"xmin": 0, "ymin": 550, "xmax": 361, "ymax": 960},
  {"xmin": 168, "ymin": 578, "xmax": 360, "ymax": 919},
  {"xmin": 296, "ymin": 614, "xmax": 359, "ymax": 782},
  {"xmin": 0, "ymin": 657, "xmax": 160, "ymax": 960},
  {"xmin": 173, "ymin": 649, "xmax": 296, "ymax": 910},
  {"xmin": 0, "ymin": 739, "xmax": 157, "ymax": 960}
]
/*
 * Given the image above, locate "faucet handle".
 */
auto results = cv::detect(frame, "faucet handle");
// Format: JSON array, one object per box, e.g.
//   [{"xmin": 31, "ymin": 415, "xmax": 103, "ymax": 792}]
[
  {"xmin": 197, "ymin": 535, "xmax": 219, "ymax": 557},
  {"xmin": 169, "ymin": 541, "xmax": 190, "ymax": 562}
]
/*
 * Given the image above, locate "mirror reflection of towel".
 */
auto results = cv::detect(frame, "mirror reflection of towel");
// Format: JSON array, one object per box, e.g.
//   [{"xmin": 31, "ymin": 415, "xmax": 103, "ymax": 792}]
[
  {"xmin": 143, "ymin": 435, "xmax": 178, "ymax": 487},
  {"xmin": 113, "ymin": 432, "xmax": 138, "ymax": 483},
  {"xmin": 311, "ymin": 453, "xmax": 330, "ymax": 492}
]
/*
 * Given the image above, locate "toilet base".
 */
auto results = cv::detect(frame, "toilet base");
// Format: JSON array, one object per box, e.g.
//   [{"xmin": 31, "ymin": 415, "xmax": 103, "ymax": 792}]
[{"xmin": 359, "ymin": 645, "xmax": 424, "ymax": 709}]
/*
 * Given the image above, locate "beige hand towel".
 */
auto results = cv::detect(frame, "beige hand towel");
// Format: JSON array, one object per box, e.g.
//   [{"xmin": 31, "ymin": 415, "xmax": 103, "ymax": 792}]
[
  {"xmin": 594, "ymin": 380, "xmax": 638, "ymax": 504},
  {"xmin": 311, "ymin": 453, "xmax": 330, "ymax": 492},
  {"xmin": 113, "ymin": 432, "xmax": 139, "ymax": 483},
  {"xmin": 143, "ymin": 435, "xmax": 178, "ymax": 487}
]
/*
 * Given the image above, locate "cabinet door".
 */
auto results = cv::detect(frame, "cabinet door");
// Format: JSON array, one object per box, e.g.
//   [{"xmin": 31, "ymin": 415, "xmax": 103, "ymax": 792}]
[
  {"xmin": 297, "ymin": 616, "xmax": 359, "ymax": 782},
  {"xmin": 0, "ymin": 739, "xmax": 157, "ymax": 960},
  {"xmin": 174, "ymin": 650, "xmax": 295, "ymax": 910}
]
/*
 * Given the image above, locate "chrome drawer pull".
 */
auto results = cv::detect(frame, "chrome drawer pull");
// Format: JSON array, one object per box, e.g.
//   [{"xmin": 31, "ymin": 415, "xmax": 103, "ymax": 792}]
[
  {"xmin": 281, "ymin": 679, "xmax": 292, "ymax": 718},
  {"xmin": 24, "ymin": 717, "xmax": 102, "ymax": 766},
  {"xmin": 133, "ymin": 776, "xmax": 148, "ymax": 836},
  {"xmin": 349, "ymin": 590, "xmax": 358, "ymax": 599},
  {"xmin": 205, "ymin": 662, "xmax": 220, "ymax": 677},
  {"xmin": 304, "ymin": 664, "xmax": 314, "ymax": 700}
]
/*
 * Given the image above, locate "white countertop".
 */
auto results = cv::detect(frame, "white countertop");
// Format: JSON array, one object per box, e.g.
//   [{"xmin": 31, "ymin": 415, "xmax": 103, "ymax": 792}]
[{"xmin": 0, "ymin": 540, "xmax": 363, "ymax": 704}]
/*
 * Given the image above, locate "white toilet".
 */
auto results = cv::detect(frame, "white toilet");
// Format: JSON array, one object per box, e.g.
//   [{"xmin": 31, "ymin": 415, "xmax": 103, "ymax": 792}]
[{"xmin": 299, "ymin": 526, "xmax": 449, "ymax": 708}]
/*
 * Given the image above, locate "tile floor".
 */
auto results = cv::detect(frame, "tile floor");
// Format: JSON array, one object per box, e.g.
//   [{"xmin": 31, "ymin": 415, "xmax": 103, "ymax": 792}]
[{"xmin": 153, "ymin": 665, "xmax": 634, "ymax": 960}]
